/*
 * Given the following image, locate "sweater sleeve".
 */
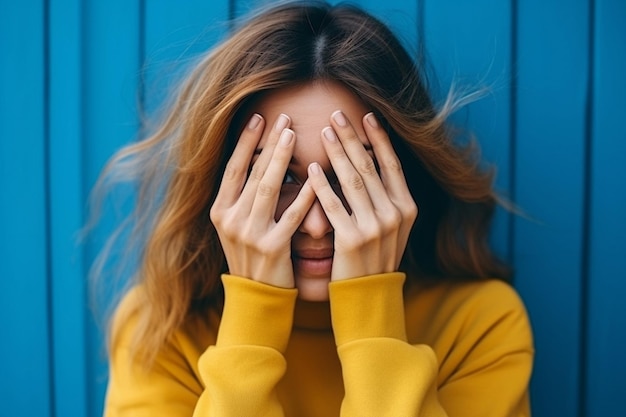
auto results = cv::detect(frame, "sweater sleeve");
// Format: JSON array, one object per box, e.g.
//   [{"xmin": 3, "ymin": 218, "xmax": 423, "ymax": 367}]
[
  {"xmin": 329, "ymin": 274, "xmax": 533, "ymax": 417},
  {"xmin": 104, "ymin": 275, "xmax": 297, "ymax": 417},
  {"xmin": 194, "ymin": 275, "xmax": 297, "ymax": 417}
]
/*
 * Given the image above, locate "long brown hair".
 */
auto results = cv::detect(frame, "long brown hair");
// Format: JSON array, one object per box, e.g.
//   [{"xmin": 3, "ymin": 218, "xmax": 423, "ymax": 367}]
[{"xmin": 94, "ymin": 1, "xmax": 508, "ymax": 363}]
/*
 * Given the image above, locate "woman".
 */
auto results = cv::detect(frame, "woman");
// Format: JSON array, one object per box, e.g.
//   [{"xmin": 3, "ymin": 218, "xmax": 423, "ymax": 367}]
[{"xmin": 100, "ymin": 1, "xmax": 533, "ymax": 416}]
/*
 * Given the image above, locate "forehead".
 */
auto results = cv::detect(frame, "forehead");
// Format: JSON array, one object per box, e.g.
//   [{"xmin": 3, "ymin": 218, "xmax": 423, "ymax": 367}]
[{"xmin": 252, "ymin": 81, "xmax": 371, "ymax": 147}]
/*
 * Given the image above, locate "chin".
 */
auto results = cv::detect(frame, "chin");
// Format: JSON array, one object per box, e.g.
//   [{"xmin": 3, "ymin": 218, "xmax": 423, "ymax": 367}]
[{"xmin": 295, "ymin": 276, "xmax": 331, "ymax": 302}]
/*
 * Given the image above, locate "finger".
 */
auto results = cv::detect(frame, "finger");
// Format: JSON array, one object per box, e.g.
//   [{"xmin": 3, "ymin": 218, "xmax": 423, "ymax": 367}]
[
  {"xmin": 213, "ymin": 113, "xmax": 265, "ymax": 209},
  {"xmin": 362, "ymin": 112, "xmax": 411, "ymax": 199},
  {"xmin": 363, "ymin": 112, "xmax": 418, "ymax": 246},
  {"xmin": 321, "ymin": 126, "xmax": 377, "ymax": 218},
  {"xmin": 249, "ymin": 128, "xmax": 296, "ymax": 220},
  {"xmin": 329, "ymin": 111, "xmax": 389, "ymax": 207},
  {"xmin": 307, "ymin": 162, "xmax": 352, "ymax": 227},
  {"xmin": 239, "ymin": 113, "xmax": 291, "ymax": 204},
  {"xmin": 274, "ymin": 178, "xmax": 317, "ymax": 236},
  {"xmin": 330, "ymin": 110, "xmax": 376, "ymax": 176}
]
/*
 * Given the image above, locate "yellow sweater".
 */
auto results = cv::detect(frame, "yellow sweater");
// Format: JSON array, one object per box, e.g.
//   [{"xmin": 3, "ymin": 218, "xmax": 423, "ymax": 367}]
[{"xmin": 104, "ymin": 273, "xmax": 533, "ymax": 416}]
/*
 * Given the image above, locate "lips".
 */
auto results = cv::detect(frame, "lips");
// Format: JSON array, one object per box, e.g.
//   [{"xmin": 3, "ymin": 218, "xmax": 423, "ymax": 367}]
[{"xmin": 292, "ymin": 248, "xmax": 334, "ymax": 277}]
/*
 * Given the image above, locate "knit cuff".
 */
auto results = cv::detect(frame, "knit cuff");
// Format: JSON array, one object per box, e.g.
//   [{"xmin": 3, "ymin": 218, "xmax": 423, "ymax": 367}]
[
  {"xmin": 217, "ymin": 275, "xmax": 297, "ymax": 352},
  {"xmin": 329, "ymin": 273, "xmax": 407, "ymax": 346}
]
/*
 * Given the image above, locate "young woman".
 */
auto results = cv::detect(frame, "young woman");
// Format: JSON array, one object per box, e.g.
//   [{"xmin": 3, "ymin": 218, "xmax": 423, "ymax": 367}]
[{"xmin": 100, "ymin": 2, "xmax": 533, "ymax": 416}]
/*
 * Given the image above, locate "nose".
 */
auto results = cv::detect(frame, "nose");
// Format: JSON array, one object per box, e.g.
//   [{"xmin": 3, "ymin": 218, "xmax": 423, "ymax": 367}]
[{"xmin": 298, "ymin": 199, "xmax": 333, "ymax": 239}]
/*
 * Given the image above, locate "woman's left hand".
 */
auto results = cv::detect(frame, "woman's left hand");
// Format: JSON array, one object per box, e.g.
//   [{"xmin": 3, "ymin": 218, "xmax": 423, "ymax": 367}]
[{"xmin": 307, "ymin": 110, "xmax": 418, "ymax": 281}]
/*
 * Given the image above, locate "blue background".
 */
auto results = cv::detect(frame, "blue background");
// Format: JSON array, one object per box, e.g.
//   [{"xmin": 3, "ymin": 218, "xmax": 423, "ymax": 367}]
[{"xmin": 1, "ymin": 0, "xmax": 624, "ymax": 416}]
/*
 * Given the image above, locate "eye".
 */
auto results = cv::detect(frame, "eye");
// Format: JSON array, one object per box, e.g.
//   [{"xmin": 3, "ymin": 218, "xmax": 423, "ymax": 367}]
[{"xmin": 282, "ymin": 171, "xmax": 298, "ymax": 185}]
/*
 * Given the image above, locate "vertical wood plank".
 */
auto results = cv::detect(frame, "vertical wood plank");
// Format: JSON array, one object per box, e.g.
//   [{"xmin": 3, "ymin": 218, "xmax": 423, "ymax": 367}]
[
  {"xmin": 26, "ymin": 0, "xmax": 624, "ymax": 415},
  {"xmin": 585, "ymin": 0, "xmax": 626, "ymax": 415},
  {"xmin": 513, "ymin": 1, "xmax": 590, "ymax": 415},
  {"xmin": 82, "ymin": 1, "xmax": 142, "ymax": 415},
  {"xmin": 143, "ymin": 0, "xmax": 230, "ymax": 113},
  {"xmin": 81, "ymin": 1, "xmax": 232, "ymax": 415},
  {"xmin": 234, "ymin": 0, "xmax": 418, "ymax": 51},
  {"xmin": 0, "ymin": 1, "xmax": 52, "ymax": 416},
  {"xmin": 349, "ymin": 0, "xmax": 419, "ymax": 53},
  {"xmin": 233, "ymin": 0, "xmax": 273, "ymax": 19},
  {"xmin": 48, "ymin": 0, "xmax": 88, "ymax": 416},
  {"xmin": 422, "ymin": 0, "xmax": 514, "ymax": 262}
]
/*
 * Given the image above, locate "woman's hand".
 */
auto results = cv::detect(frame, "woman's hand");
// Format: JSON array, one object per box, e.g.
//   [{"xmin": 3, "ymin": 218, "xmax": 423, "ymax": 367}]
[
  {"xmin": 307, "ymin": 111, "xmax": 418, "ymax": 281},
  {"xmin": 210, "ymin": 113, "xmax": 316, "ymax": 288}
]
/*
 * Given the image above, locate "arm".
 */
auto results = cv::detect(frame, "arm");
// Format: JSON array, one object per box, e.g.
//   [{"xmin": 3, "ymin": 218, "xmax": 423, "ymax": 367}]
[
  {"xmin": 194, "ymin": 275, "xmax": 297, "ymax": 417},
  {"xmin": 307, "ymin": 111, "xmax": 440, "ymax": 416},
  {"xmin": 104, "ymin": 276, "xmax": 298, "ymax": 417},
  {"xmin": 329, "ymin": 274, "xmax": 533, "ymax": 417},
  {"xmin": 330, "ymin": 274, "xmax": 446, "ymax": 417},
  {"xmin": 104, "ymin": 287, "xmax": 204, "ymax": 417},
  {"xmin": 309, "ymin": 112, "xmax": 532, "ymax": 416}
]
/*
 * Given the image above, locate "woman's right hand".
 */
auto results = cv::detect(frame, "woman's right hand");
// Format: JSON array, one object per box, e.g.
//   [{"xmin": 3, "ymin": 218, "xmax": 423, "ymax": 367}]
[{"xmin": 209, "ymin": 113, "xmax": 316, "ymax": 288}]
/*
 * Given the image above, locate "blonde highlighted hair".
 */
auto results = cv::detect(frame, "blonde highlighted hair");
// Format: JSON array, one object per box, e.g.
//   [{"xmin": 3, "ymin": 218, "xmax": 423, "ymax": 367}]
[{"xmin": 93, "ymin": 1, "xmax": 509, "ymax": 364}]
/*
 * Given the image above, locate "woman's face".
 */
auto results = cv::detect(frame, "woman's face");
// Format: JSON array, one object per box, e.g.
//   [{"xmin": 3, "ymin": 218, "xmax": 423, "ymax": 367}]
[{"xmin": 251, "ymin": 81, "xmax": 372, "ymax": 301}]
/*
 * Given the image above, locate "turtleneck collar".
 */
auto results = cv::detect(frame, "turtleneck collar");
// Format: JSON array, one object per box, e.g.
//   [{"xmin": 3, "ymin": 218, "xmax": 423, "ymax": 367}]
[{"xmin": 293, "ymin": 299, "xmax": 333, "ymax": 331}]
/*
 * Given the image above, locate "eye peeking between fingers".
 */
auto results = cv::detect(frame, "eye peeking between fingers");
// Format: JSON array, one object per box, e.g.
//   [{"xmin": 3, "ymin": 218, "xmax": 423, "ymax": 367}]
[{"xmin": 283, "ymin": 171, "xmax": 299, "ymax": 185}]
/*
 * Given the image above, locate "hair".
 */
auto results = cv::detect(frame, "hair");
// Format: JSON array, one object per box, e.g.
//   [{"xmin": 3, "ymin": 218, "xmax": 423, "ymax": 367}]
[{"xmin": 92, "ymin": 0, "xmax": 510, "ymax": 365}]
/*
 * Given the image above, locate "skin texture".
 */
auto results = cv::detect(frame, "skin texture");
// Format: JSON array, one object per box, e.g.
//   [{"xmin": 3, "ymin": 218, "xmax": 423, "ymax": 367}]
[{"xmin": 210, "ymin": 81, "xmax": 418, "ymax": 301}]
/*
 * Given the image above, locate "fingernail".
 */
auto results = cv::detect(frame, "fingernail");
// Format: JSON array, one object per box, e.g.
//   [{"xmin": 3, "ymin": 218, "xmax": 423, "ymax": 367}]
[
  {"xmin": 279, "ymin": 129, "xmax": 294, "ymax": 146},
  {"xmin": 332, "ymin": 110, "xmax": 347, "ymax": 127},
  {"xmin": 247, "ymin": 113, "xmax": 262, "ymax": 130},
  {"xmin": 323, "ymin": 126, "xmax": 337, "ymax": 142},
  {"xmin": 366, "ymin": 112, "xmax": 379, "ymax": 128},
  {"xmin": 274, "ymin": 113, "xmax": 290, "ymax": 132},
  {"xmin": 309, "ymin": 162, "xmax": 321, "ymax": 175}
]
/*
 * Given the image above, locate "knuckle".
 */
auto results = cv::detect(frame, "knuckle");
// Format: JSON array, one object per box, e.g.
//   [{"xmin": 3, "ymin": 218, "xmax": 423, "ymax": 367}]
[
  {"xmin": 280, "ymin": 208, "xmax": 302, "ymax": 225},
  {"xmin": 358, "ymin": 158, "xmax": 377, "ymax": 176},
  {"xmin": 384, "ymin": 155, "xmax": 403, "ymax": 173},
  {"xmin": 209, "ymin": 206, "xmax": 221, "ymax": 224},
  {"xmin": 346, "ymin": 174, "xmax": 365, "ymax": 191},
  {"xmin": 248, "ymin": 165, "xmax": 264, "ymax": 183},
  {"xmin": 215, "ymin": 220, "xmax": 239, "ymax": 241},
  {"xmin": 367, "ymin": 223, "xmax": 383, "ymax": 239},
  {"xmin": 325, "ymin": 198, "xmax": 344, "ymax": 214},
  {"xmin": 257, "ymin": 181, "xmax": 276, "ymax": 198},
  {"xmin": 402, "ymin": 200, "xmax": 419, "ymax": 220},
  {"xmin": 222, "ymin": 227, "xmax": 239, "ymax": 241},
  {"xmin": 222, "ymin": 162, "xmax": 241, "ymax": 181},
  {"xmin": 384, "ymin": 208, "xmax": 403, "ymax": 228},
  {"xmin": 409, "ymin": 201, "xmax": 419, "ymax": 219}
]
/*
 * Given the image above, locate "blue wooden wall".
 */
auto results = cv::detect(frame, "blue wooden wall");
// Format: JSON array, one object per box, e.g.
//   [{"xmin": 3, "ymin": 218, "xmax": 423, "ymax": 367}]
[{"xmin": 1, "ymin": 1, "xmax": 624, "ymax": 416}]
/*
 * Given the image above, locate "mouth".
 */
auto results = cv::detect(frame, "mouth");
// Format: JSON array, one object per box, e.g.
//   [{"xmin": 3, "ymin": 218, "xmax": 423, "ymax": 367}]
[{"xmin": 292, "ymin": 248, "xmax": 334, "ymax": 277}]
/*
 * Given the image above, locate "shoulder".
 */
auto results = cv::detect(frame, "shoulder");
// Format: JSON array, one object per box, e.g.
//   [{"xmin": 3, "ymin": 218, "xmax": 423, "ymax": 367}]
[
  {"xmin": 413, "ymin": 278, "xmax": 528, "ymax": 319},
  {"xmin": 110, "ymin": 285, "xmax": 219, "ymax": 348},
  {"xmin": 108, "ymin": 285, "xmax": 219, "ymax": 378},
  {"xmin": 446, "ymin": 279, "xmax": 528, "ymax": 319},
  {"xmin": 443, "ymin": 279, "xmax": 530, "ymax": 335},
  {"xmin": 406, "ymin": 278, "xmax": 533, "ymax": 354},
  {"xmin": 107, "ymin": 285, "xmax": 147, "ymax": 352}
]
